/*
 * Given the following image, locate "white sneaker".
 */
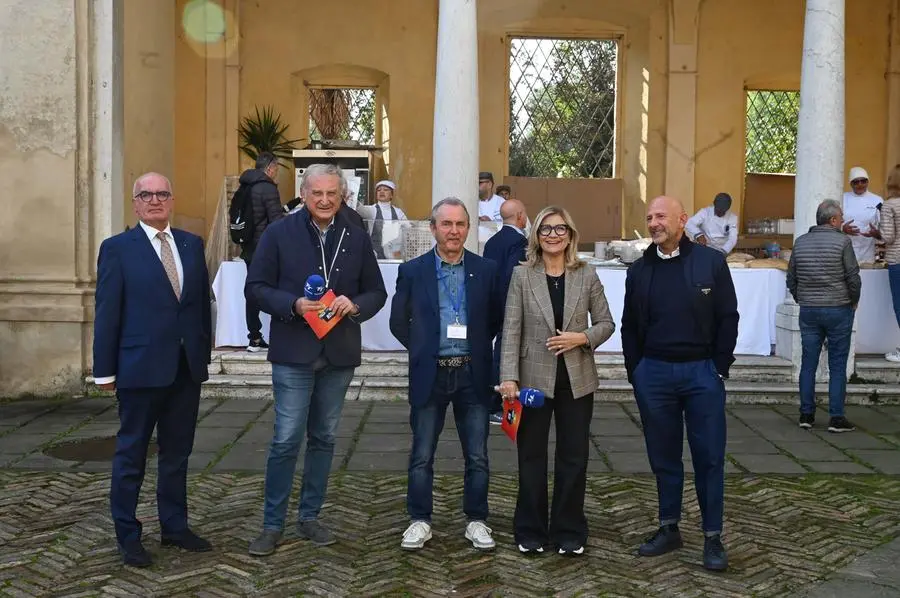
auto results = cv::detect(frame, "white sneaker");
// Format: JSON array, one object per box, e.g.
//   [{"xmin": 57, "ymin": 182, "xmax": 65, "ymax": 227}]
[
  {"xmin": 400, "ymin": 521, "xmax": 432, "ymax": 550},
  {"xmin": 465, "ymin": 521, "xmax": 495, "ymax": 550},
  {"xmin": 885, "ymin": 349, "xmax": 900, "ymax": 363}
]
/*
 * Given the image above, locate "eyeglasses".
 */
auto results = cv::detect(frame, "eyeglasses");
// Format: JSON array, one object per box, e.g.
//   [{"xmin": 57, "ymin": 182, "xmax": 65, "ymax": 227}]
[
  {"xmin": 134, "ymin": 191, "xmax": 172, "ymax": 202},
  {"xmin": 537, "ymin": 224, "xmax": 570, "ymax": 237},
  {"xmin": 851, "ymin": 179, "xmax": 868, "ymax": 185}
]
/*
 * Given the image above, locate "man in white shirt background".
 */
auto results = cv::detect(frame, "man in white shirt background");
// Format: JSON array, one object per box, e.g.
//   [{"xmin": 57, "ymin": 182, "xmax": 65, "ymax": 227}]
[
  {"xmin": 357, "ymin": 180, "xmax": 408, "ymax": 259},
  {"xmin": 478, "ymin": 171, "xmax": 506, "ymax": 222},
  {"xmin": 842, "ymin": 166, "xmax": 883, "ymax": 264},
  {"xmin": 686, "ymin": 193, "xmax": 739, "ymax": 255}
]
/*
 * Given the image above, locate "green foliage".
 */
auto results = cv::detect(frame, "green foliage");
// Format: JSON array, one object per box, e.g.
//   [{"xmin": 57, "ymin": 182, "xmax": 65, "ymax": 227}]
[
  {"xmin": 745, "ymin": 90, "xmax": 800, "ymax": 174},
  {"xmin": 509, "ymin": 39, "xmax": 617, "ymax": 179},
  {"xmin": 238, "ymin": 105, "xmax": 299, "ymax": 162}
]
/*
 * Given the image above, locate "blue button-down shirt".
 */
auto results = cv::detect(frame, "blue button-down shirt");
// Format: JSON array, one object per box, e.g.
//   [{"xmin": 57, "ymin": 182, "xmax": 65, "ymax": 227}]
[{"xmin": 434, "ymin": 249, "xmax": 469, "ymax": 356}]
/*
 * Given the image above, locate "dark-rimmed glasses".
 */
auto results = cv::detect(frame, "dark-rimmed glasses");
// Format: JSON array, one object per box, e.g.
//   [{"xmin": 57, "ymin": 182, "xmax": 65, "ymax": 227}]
[
  {"xmin": 850, "ymin": 179, "xmax": 868, "ymax": 186},
  {"xmin": 537, "ymin": 224, "xmax": 570, "ymax": 237},
  {"xmin": 134, "ymin": 191, "xmax": 172, "ymax": 202}
]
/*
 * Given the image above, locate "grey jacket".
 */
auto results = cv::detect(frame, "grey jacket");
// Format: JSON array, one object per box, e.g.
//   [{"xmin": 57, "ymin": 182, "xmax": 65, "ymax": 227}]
[{"xmin": 787, "ymin": 225, "xmax": 861, "ymax": 307}]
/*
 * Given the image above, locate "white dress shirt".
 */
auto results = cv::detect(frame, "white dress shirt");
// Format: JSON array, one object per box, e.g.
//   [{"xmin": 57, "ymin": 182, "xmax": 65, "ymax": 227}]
[
  {"xmin": 686, "ymin": 206, "xmax": 738, "ymax": 254},
  {"xmin": 842, "ymin": 191, "xmax": 883, "ymax": 263},
  {"xmin": 94, "ymin": 221, "xmax": 184, "ymax": 386}
]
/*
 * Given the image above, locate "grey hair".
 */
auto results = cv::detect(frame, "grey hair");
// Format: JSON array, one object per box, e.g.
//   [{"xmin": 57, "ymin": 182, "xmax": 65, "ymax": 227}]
[
  {"xmin": 255, "ymin": 151, "xmax": 278, "ymax": 170},
  {"xmin": 816, "ymin": 199, "xmax": 843, "ymax": 225},
  {"xmin": 300, "ymin": 163, "xmax": 348, "ymax": 198},
  {"xmin": 132, "ymin": 172, "xmax": 172, "ymax": 197},
  {"xmin": 429, "ymin": 197, "xmax": 470, "ymax": 225}
]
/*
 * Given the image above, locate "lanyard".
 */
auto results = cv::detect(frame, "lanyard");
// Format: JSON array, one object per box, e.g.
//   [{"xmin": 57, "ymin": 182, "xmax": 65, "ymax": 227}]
[
  {"xmin": 437, "ymin": 262, "xmax": 463, "ymax": 321},
  {"xmin": 318, "ymin": 226, "xmax": 346, "ymax": 288}
]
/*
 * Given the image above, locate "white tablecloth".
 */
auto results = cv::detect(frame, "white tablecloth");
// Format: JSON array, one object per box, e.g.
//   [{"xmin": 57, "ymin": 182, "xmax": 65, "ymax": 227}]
[
  {"xmin": 857, "ymin": 269, "xmax": 900, "ymax": 354},
  {"xmin": 212, "ymin": 261, "xmax": 897, "ymax": 356}
]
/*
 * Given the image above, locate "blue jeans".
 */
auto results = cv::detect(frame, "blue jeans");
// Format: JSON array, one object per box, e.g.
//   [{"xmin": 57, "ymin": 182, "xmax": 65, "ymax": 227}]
[
  {"xmin": 632, "ymin": 358, "xmax": 726, "ymax": 534},
  {"xmin": 889, "ymin": 265, "xmax": 900, "ymax": 330},
  {"xmin": 262, "ymin": 360, "xmax": 355, "ymax": 530},
  {"xmin": 407, "ymin": 365, "xmax": 490, "ymax": 523},
  {"xmin": 799, "ymin": 306, "xmax": 854, "ymax": 418}
]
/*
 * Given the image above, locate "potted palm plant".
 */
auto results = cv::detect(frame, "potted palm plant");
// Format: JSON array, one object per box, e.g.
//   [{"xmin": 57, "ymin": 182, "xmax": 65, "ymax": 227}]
[{"xmin": 237, "ymin": 105, "xmax": 300, "ymax": 162}]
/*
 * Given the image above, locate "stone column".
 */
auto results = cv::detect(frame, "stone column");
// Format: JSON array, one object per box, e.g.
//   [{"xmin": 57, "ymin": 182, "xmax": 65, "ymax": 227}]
[
  {"xmin": 91, "ymin": 0, "xmax": 125, "ymax": 252},
  {"xmin": 775, "ymin": 0, "xmax": 852, "ymax": 380},
  {"xmin": 431, "ymin": 0, "xmax": 479, "ymax": 252}
]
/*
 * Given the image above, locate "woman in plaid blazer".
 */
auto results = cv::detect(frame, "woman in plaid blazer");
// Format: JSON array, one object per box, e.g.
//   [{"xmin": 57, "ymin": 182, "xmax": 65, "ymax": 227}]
[{"xmin": 499, "ymin": 206, "xmax": 615, "ymax": 557}]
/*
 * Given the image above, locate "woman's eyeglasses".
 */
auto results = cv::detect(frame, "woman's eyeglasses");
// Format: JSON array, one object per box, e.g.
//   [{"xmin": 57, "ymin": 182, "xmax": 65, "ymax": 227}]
[{"xmin": 537, "ymin": 224, "xmax": 570, "ymax": 237}]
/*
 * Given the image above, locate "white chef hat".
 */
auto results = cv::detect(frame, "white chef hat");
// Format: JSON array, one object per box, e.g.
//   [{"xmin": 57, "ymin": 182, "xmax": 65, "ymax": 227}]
[
  {"xmin": 375, "ymin": 180, "xmax": 396, "ymax": 191},
  {"xmin": 848, "ymin": 167, "xmax": 869, "ymax": 182}
]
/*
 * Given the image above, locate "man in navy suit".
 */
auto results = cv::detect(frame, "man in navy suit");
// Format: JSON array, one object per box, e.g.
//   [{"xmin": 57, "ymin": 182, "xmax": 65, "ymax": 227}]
[
  {"xmin": 245, "ymin": 164, "xmax": 387, "ymax": 556},
  {"xmin": 389, "ymin": 198, "xmax": 500, "ymax": 551},
  {"xmin": 482, "ymin": 199, "xmax": 528, "ymax": 423},
  {"xmin": 93, "ymin": 172, "xmax": 212, "ymax": 567}
]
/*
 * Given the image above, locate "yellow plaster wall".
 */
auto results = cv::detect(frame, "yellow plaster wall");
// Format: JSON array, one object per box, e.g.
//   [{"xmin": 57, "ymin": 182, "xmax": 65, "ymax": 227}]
[
  {"xmin": 695, "ymin": 0, "xmax": 891, "ymax": 224},
  {"xmin": 172, "ymin": 0, "xmax": 667, "ymax": 232},
  {"xmin": 123, "ymin": 0, "xmax": 175, "ymax": 229}
]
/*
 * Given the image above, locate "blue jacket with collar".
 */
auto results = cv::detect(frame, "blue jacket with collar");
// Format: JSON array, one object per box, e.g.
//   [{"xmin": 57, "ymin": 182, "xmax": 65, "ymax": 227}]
[
  {"xmin": 245, "ymin": 208, "xmax": 387, "ymax": 367},
  {"xmin": 389, "ymin": 249, "xmax": 501, "ymax": 406},
  {"xmin": 621, "ymin": 234, "xmax": 739, "ymax": 381}
]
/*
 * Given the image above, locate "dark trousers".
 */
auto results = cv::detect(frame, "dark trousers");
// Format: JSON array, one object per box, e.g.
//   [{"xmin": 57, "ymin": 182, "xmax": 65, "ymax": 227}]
[
  {"xmin": 242, "ymin": 247, "xmax": 262, "ymax": 341},
  {"xmin": 110, "ymin": 349, "xmax": 201, "ymax": 546},
  {"xmin": 407, "ymin": 365, "xmax": 490, "ymax": 523},
  {"xmin": 514, "ymin": 385, "xmax": 594, "ymax": 547},
  {"xmin": 490, "ymin": 332, "xmax": 503, "ymax": 414},
  {"xmin": 632, "ymin": 358, "xmax": 726, "ymax": 534}
]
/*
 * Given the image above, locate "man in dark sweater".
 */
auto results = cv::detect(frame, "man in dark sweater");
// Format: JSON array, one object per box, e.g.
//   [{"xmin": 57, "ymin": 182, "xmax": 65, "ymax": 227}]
[
  {"xmin": 787, "ymin": 199, "xmax": 860, "ymax": 433},
  {"xmin": 622, "ymin": 195, "xmax": 738, "ymax": 572},
  {"xmin": 238, "ymin": 152, "xmax": 284, "ymax": 352}
]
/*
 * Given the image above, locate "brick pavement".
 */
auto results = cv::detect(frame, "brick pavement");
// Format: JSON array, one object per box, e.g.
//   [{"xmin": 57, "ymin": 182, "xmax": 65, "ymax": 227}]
[{"xmin": 1, "ymin": 397, "xmax": 900, "ymax": 596}]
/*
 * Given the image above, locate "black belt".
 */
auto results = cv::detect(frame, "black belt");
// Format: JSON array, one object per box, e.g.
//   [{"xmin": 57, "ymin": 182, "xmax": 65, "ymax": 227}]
[{"xmin": 437, "ymin": 355, "xmax": 471, "ymax": 368}]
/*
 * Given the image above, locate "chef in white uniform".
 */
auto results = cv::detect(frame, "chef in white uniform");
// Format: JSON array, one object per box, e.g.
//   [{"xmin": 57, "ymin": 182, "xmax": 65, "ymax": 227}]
[
  {"xmin": 478, "ymin": 171, "xmax": 506, "ymax": 222},
  {"xmin": 842, "ymin": 166, "xmax": 883, "ymax": 264},
  {"xmin": 686, "ymin": 193, "xmax": 739, "ymax": 254},
  {"xmin": 357, "ymin": 180, "xmax": 408, "ymax": 259}
]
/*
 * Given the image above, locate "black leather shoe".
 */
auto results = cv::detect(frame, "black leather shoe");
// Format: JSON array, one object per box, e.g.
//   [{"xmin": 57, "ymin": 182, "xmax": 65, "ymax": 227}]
[
  {"xmin": 703, "ymin": 535, "xmax": 728, "ymax": 571},
  {"xmin": 638, "ymin": 525, "xmax": 683, "ymax": 557},
  {"xmin": 120, "ymin": 540, "xmax": 152, "ymax": 567},
  {"xmin": 161, "ymin": 528, "xmax": 212, "ymax": 552}
]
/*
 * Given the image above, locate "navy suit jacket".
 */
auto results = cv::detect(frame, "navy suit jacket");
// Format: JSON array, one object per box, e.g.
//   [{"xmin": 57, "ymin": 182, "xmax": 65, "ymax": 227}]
[
  {"xmin": 246, "ymin": 208, "xmax": 387, "ymax": 367},
  {"xmin": 389, "ymin": 249, "xmax": 500, "ymax": 407},
  {"xmin": 483, "ymin": 225, "xmax": 527, "ymax": 314},
  {"xmin": 93, "ymin": 226, "xmax": 212, "ymax": 389}
]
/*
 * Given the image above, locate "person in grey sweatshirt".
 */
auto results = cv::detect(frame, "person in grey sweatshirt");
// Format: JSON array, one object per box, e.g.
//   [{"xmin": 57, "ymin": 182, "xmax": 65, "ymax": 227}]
[{"xmin": 787, "ymin": 199, "xmax": 861, "ymax": 434}]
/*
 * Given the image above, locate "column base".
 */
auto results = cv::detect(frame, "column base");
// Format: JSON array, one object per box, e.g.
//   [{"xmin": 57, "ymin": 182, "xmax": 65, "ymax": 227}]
[{"xmin": 775, "ymin": 300, "xmax": 856, "ymax": 383}]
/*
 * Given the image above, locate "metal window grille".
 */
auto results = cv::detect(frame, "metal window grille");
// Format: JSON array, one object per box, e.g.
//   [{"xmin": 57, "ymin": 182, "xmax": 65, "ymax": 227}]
[
  {"xmin": 745, "ymin": 90, "xmax": 800, "ymax": 174},
  {"xmin": 308, "ymin": 88, "xmax": 376, "ymax": 144},
  {"xmin": 509, "ymin": 38, "xmax": 618, "ymax": 178}
]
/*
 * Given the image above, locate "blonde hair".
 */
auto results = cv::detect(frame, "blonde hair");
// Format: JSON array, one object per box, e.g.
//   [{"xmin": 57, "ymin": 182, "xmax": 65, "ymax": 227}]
[
  {"xmin": 525, "ymin": 205, "xmax": 584, "ymax": 270},
  {"xmin": 886, "ymin": 164, "xmax": 900, "ymax": 199}
]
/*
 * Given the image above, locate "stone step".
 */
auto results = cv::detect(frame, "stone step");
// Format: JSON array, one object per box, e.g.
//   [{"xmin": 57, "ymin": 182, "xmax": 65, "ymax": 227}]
[
  {"xmin": 196, "ymin": 373, "xmax": 900, "ymax": 404},
  {"xmin": 210, "ymin": 351, "xmax": 795, "ymax": 383},
  {"xmin": 855, "ymin": 357, "xmax": 900, "ymax": 384}
]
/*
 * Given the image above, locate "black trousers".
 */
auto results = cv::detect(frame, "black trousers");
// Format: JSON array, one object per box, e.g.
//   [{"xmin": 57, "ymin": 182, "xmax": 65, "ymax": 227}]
[
  {"xmin": 242, "ymin": 247, "xmax": 262, "ymax": 341},
  {"xmin": 514, "ymin": 384, "xmax": 594, "ymax": 547}
]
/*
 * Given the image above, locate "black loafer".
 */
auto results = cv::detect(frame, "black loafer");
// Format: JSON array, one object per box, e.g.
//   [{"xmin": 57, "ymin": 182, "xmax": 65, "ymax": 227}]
[
  {"xmin": 161, "ymin": 528, "xmax": 212, "ymax": 552},
  {"xmin": 120, "ymin": 540, "xmax": 152, "ymax": 568},
  {"xmin": 703, "ymin": 535, "xmax": 728, "ymax": 571},
  {"xmin": 638, "ymin": 524, "xmax": 683, "ymax": 557}
]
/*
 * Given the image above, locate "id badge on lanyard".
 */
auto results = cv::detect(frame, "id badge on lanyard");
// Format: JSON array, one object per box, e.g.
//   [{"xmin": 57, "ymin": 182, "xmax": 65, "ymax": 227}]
[{"xmin": 439, "ymin": 265, "xmax": 467, "ymax": 339}]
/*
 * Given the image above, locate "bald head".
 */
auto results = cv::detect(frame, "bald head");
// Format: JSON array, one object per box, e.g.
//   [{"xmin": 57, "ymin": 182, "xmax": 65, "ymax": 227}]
[
  {"xmin": 500, "ymin": 199, "xmax": 527, "ymax": 229},
  {"xmin": 646, "ymin": 195, "xmax": 688, "ymax": 253}
]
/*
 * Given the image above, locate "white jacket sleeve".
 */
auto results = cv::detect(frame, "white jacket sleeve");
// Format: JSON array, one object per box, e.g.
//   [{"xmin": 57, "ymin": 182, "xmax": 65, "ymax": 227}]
[
  {"xmin": 685, "ymin": 208, "xmax": 707, "ymax": 240},
  {"xmin": 723, "ymin": 215, "xmax": 738, "ymax": 254}
]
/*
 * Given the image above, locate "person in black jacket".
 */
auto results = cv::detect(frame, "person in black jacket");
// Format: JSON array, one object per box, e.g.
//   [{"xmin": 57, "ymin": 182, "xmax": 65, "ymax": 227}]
[
  {"xmin": 239, "ymin": 152, "xmax": 284, "ymax": 351},
  {"xmin": 245, "ymin": 164, "xmax": 387, "ymax": 557},
  {"xmin": 483, "ymin": 199, "xmax": 528, "ymax": 423},
  {"xmin": 621, "ymin": 195, "xmax": 738, "ymax": 572}
]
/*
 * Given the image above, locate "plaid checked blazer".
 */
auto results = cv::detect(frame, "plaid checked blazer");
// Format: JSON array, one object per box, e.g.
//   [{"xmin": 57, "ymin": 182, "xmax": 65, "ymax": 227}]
[{"xmin": 499, "ymin": 261, "xmax": 615, "ymax": 399}]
